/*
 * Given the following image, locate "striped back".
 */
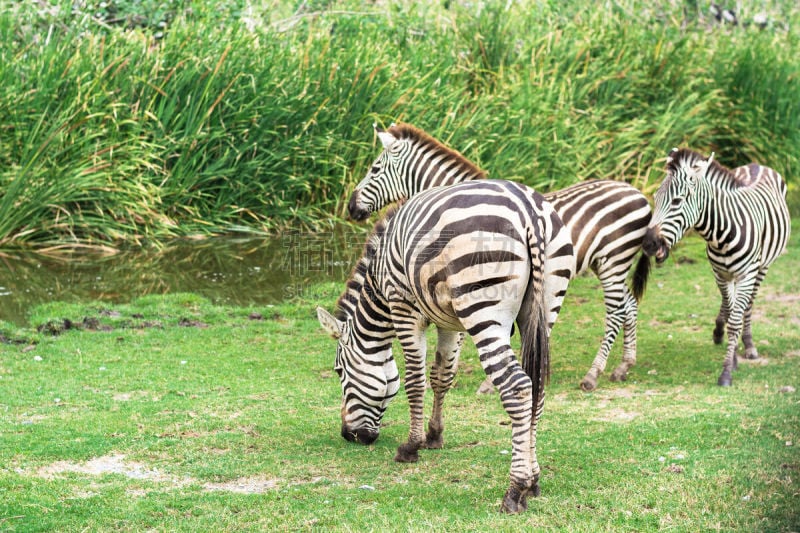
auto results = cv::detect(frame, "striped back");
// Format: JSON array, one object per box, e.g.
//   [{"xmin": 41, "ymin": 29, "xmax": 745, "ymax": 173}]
[
  {"xmin": 544, "ymin": 180, "xmax": 651, "ymax": 277},
  {"xmin": 348, "ymin": 123, "xmax": 485, "ymax": 221}
]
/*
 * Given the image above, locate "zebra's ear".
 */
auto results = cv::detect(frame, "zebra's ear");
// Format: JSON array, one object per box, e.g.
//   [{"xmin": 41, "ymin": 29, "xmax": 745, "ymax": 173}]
[
  {"xmin": 691, "ymin": 153, "xmax": 715, "ymax": 183},
  {"xmin": 377, "ymin": 129, "xmax": 398, "ymax": 150},
  {"xmin": 666, "ymin": 147, "xmax": 679, "ymax": 165},
  {"xmin": 317, "ymin": 306, "xmax": 344, "ymax": 339},
  {"xmin": 706, "ymin": 152, "xmax": 715, "ymax": 171}
]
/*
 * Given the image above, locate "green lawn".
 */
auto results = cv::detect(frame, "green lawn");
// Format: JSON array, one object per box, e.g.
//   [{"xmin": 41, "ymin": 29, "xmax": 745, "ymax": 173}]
[{"xmin": 0, "ymin": 226, "xmax": 798, "ymax": 531}]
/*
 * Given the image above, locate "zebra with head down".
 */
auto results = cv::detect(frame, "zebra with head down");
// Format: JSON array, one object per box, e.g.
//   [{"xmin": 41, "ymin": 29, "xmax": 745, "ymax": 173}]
[
  {"xmin": 349, "ymin": 122, "xmax": 652, "ymax": 391},
  {"xmin": 318, "ymin": 179, "xmax": 574, "ymax": 513},
  {"xmin": 643, "ymin": 148, "xmax": 790, "ymax": 386}
]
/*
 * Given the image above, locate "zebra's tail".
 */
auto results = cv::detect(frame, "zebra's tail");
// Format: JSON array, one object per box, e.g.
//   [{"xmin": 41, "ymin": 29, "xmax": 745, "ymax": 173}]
[
  {"xmin": 518, "ymin": 227, "xmax": 550, "ymax": 407},
  {"xmin": 631, "ymin": 253, "xmax": 650, "ymax": 303}
]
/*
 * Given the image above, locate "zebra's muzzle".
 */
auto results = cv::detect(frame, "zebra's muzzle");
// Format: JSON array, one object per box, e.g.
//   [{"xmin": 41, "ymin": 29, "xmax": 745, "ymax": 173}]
[
  {"xmin": 348, "ymin": 191, "xmax": 371, "ymax": 221},
  {"xmin": 341, "ymin": 424, "xmax": 379, "ymax": 445},
  {"xmin": 642, "ymin": 227, "xmax": 670, "ymax": 264}
]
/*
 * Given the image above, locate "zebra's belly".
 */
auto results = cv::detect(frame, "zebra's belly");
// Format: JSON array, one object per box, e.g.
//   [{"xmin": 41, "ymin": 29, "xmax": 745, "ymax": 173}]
[{"xmin": 706, "ymin": 244, "xmax": 762, "ymax": 277}]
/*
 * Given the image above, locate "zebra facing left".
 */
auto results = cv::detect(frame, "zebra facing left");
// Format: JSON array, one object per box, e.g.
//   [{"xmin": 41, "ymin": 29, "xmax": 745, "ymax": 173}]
[
  {"xmin": 318, "ymin": 179, "xmax": 575, "ymax": 513},
  {"xmin": 643, "ymin": 148, "xmax": 790, "ymax": 386}
]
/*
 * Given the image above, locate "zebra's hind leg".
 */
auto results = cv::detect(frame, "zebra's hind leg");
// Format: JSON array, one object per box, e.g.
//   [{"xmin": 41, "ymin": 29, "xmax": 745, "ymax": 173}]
[
  {"xmin": 581, "ymin": 277, "xmax": 628, "ymax": 391},
  {"xmin": 527, "ymin": 387, "xmax": 546, "ymax": 499},
  {"xmin": 497, "ymin": 362, "xmax": 535, "ymax": 514},
  {"xmin": 475, "ymin": 336, "xmax": 536, "ymax": 513},
  {"xmin": 610, "ymin": 294, "xmax": 638, "ymax": 383},
  {"xmin": 425, "ymin": 330, "xmax": 464, "ymax": 449},
  {"xmin": 741, "ymin": 271, "xmax": 766, "ymax": 360}
]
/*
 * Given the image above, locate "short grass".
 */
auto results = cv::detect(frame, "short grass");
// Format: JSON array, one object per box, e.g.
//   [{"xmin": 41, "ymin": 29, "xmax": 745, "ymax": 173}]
[{"xmin": 0, "ymin": 225, "xmax": 798, "ymax": 531}]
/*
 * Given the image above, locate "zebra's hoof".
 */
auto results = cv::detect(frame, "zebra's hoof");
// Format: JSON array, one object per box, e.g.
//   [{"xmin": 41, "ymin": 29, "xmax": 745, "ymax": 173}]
[
  {"xmin": 394, "ymin": 443, "xmax": 420, "ymax": 463},
  {"xmin": 476, "ymin": 378, "xmax": 496, "ymax": 395},
  {"xmin": 717, "ymin": 373, "xmax": 733, "ymax": 387},
  {"xmin": 743, "ymin": 348, "xmax": 760, "ymax": 360},
  {"xmin": 424, "ymin": 430, "xmax": 443, "ymax": 449},
  {"xmin": 579, "ymin": 377, "xmax": 597, "ymax": 392},
  {"xmin": 610, "ymin": 366, "xmax": 630, "ymax": 382},
  {"xmin": 500, "ymin": 485, "xmax": 529, "ymax": 514}
]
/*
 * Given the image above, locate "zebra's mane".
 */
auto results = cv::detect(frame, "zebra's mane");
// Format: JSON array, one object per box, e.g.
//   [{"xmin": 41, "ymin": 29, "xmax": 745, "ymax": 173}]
[
  {"xmin": 334, "ymin": 206, "xmax": 399, "ymax": 321},
  {"xmin": 666, "ymin": 147, "xmax": 751, "ymax": 189},
  {"xmin": 387, "ymin": 123, "xmax": 488, "ymax": 180}
]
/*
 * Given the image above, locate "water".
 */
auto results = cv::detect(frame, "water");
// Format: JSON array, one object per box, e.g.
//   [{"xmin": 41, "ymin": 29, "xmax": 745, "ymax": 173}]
[{"xmin": 0, "ymin": 227, "xmax": 367, "ymax": 326}]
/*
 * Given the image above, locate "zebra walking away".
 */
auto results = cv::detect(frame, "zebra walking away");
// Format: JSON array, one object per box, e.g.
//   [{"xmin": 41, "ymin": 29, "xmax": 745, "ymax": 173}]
[
  {"xmin": 318, "ymin": 179, "xmax": 575, "ymax": 513},
  {"xmin": 348, "ymin": 123, "xmax": 652, "ymax": 391},
  {"xmin": 642, "ymin": 148, "xmax": 790, "ymax": 386}
]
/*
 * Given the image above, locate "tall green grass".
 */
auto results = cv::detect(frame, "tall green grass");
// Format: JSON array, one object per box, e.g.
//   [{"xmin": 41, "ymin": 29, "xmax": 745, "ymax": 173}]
[{"xmin": 1, "ymin": 0, "xmax": 798, "ymax": 247}]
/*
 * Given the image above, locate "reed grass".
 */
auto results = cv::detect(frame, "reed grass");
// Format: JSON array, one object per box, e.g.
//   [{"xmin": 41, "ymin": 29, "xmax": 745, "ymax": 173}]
[{"xmin": 1, "ymin": 0, "xmax": 798, "ymax": 247}]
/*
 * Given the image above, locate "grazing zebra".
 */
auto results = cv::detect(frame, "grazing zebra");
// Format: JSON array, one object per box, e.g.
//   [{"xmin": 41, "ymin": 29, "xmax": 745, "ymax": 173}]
[
  {"xmin": 349, "ymin": 123, "xmax": 652, "ymax": 391},
  {"xmin": 318, "ymin": 179, "xmax": 575, "ymax": 513},
  {"xmin": 642, "ymin": 148, "xmax": 790, "ymax": 386}
]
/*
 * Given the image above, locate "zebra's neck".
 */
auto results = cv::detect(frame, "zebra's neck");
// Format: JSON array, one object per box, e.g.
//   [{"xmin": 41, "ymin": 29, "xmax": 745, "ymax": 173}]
[
  {"xmin": 335, "ymin": 209, "xmax": 396, "ymax": 322},
  {"xmin": 405, "ymin": 147, "xmax": 484, "ymax": 195},
  {"xmin": 388, "ymin": 123, "xmax": 486, "ymax": 196},
  {"xmin": 693, "ymin": 169, "xmax": 742, "ymax": 245}
]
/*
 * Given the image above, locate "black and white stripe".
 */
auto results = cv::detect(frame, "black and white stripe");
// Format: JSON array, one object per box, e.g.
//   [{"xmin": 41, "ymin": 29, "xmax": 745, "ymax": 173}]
[
  {"xmin": 319, "ymin": 179, "xmax": 574, "ymax": 513},
  {"xmin": 348, "ymin": 123, "xmax": 486, "ymax": 222},
  {"xmin": 643, "ymin": 148, "xmax": 791, "ymax": 386},
  {"xmin": 349, "ymin": 123, "xmax": 652, "ymax": 391}
]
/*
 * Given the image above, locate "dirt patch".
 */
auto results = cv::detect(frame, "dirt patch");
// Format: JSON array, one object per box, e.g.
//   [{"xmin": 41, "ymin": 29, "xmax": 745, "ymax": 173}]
[
  {"xmin": 24, "ymin": 453, "xmax": 283, "ymax": 495},
  {"xmin": 34, "ymin": 454, "xmax": 186, "ymax": 484},
  {"xmin": 592, "ymin": 407, "xmax": 640, "ymax": 423},
  {"xmin": 763, "ymin": 293, "xmax": 800, "ymax": 305},
  {"xmin": 112, "ymin": 391, "xmax": 154, "ymax": 402},
  {"xmin": 599, "ymin": 387, "xmax": 636, "ymax": 400},
  {"xmin": 203, "ymin": 477, "xmax": 281, "ymax": 494},
  {"xmin": 752, "ymin": 292, "xmax": 800, "ymax": 326},
  {"xmin": 738, "ymin": 357, "xmax": 770, "ymax": 366}
]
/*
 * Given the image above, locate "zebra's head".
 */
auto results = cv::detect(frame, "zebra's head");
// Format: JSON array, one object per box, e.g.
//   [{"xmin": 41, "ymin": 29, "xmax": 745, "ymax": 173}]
[
  {"xmin": 317, "ymin": 306, "xmax": 399, "ymax": 445},
  {"xmin": 643, "ymin": 148, "xmax": 714, "ymax": 263},
  {"xmin": 348, "ymin": 123, "xmax": 486, "ymax": 221},
  {"xmin": 348, "ymin": 123, "xmax": 405, "ymax": 221}
]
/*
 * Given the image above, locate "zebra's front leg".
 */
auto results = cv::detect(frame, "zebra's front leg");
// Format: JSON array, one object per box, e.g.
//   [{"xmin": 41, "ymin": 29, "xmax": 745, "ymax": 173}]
[
  {"xmin": 425, "ymin": 330, "xmax": 464, "ymax": 449},
  {"xmin": 713, "ymin": 278, "xmax": 732, "ymax": 345},
  {"xmin": 394, "ymin": 322, "xmax": 428, "ymax": 463},
  {"xmin": 718, "ymin": 272, "xmax": 757, "ymax": 386}
]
